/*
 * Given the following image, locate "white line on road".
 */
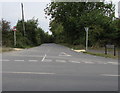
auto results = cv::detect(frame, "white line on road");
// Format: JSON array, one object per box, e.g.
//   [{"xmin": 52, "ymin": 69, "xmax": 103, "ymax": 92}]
[
  {"xmin": 14, "ymin": 60, "xmax": 24, "ymax": 62},
  {"xmin": 29, "ymin": 60, "xmax": 38, "ymax": 62},
  {"xmin": 84, "ymin": 62, "xmax": 94, "ymax": 64},
  {"xmin": 41, "ymin": 54, "xmax": 46, "ymax": 62},
  {"xmin": 107, "ymin": 62, "xmax": 118, "ymax": 65},
  {"xmin": 101, "ymin": 74, "xmax": 120, "ymax": 77},
  {"xmin": 2, "ymin": 71, "xmax": 55, "ymax": 75},
  {"xmin": 103, "ymin": 63, "xmax": 108, "ymax": 64},
  {"xmin": 43, "ymin": 59, "xmax": 52, "ymax": 62},
  {"xmin": 70, "ymin": 61, "xmax": 81, "ymax": 63},
  {"xmin": 0, "ymin": 59, "xmax": 10, "ymax": 62},
  {"xmin": 59, "ymin": 52, "xmax": 71, "ymax": 56},
  {"xmin": 56, "ymin": 60, "xmax": 66, "ymax": 63},
  {"xmin": 97, "ymin": 62, "xmax": 105, "ymax": 64}
]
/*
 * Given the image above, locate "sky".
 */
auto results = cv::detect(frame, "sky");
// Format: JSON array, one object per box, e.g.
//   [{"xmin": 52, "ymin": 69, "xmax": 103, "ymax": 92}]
[
  {"xmin": 2, "ymin": 2, "xmax": 51, "ymax": 34},
  {"xmin": 0, "ymin": 0, "xmax": 120, "ymax": 34}
]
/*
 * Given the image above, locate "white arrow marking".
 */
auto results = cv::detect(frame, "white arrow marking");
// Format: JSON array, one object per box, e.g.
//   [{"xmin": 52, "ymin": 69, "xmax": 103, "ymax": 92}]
[{"xmin": 59, "ymin": 52, "xmax": 71, "ymax": 56}]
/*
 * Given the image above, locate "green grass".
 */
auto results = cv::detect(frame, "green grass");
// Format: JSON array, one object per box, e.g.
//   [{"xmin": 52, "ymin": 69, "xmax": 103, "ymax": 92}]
[
  {"xmin": 83, "ymin": 51, "xmax": 118, "ymax": 59},
  {"xmin": 60, "ymin": 43, "xmax": 84, "ymax": 50},
  {"xmin": 59, "ymin": 43, "xmax": 119, "ymax": 59},
  {"xmin": 14, "ymin": 45, "xmax": 33, "ymax": 49}
]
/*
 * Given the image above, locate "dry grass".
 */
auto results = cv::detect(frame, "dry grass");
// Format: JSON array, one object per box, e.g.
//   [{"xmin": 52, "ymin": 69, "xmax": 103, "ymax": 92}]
[{"xmin": 0, "ymin": 47, "xmax": 23, "ymax": 53}]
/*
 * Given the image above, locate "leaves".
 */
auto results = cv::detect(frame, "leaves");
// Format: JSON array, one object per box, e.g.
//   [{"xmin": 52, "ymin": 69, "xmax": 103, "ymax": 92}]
[{"xmin": 45, "ymin": 2, "xmax": 118, "ymax": 47}]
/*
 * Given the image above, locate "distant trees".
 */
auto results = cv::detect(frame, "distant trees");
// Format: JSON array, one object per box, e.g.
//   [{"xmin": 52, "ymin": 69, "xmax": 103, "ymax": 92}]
[
  {"xmin": 1, "ymin": 19, "xmax": 13, "ymax": 47},
  {"xmin": 45, "ymin": 2, "xmax": 119, "ymax": 47},
  {"xmin": 1, "ymin": 18, "xmax": 53, "ymax": 48}
]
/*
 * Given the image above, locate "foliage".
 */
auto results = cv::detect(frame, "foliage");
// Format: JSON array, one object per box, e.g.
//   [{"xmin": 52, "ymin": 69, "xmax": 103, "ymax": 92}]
[
  {"xmin": 1, "ymin": 18, "xmax": 53, "ymax": 48},
  {"xmin": 45, "ymin": 2, "xmax": 119, "ymax": 47},
  {"xmin": 1, "ymin": 19, "xmax": 13, "ymax": 47}
]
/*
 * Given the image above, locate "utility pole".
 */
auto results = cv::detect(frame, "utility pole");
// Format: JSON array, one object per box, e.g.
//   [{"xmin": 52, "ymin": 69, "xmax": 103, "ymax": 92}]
[{"xmin": 21, "ymin": 3, "xmax": 26, "ymax": 36}]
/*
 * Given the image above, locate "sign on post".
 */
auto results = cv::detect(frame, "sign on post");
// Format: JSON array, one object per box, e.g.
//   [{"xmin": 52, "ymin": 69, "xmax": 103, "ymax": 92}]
[
  {"xmin": 105, "ymin": 44, "xmax": 116, "ymax": 56},
  {"xmin": 13, "ymin": 26, "xmax": 17, "ymax": 31},
  {"xmin": 85, "ymin": 27, "xmax": 89, "ymax": 32},
  {"xmin": 84, "ymin": 27, "xmax": 89, "ymax": 51},
  {"xmin": 12, "ymin": 26, "xmax": 17, "ymax": 47}
]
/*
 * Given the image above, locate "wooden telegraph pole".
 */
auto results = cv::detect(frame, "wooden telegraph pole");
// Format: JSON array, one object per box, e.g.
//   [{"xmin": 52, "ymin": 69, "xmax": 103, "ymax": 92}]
[{"xmin": 21, "ymin": 3, "xmax": 26, "ymax": 36}]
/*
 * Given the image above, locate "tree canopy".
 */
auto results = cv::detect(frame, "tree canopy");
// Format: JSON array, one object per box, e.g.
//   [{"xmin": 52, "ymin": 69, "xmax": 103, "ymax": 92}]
[
  {"xmin": 1, "ymin": 18, "xmax": 53, "ymax": 48},
  {"xmin": 45, "ymin": 2, "xmax": 119, "ymax": 47}
]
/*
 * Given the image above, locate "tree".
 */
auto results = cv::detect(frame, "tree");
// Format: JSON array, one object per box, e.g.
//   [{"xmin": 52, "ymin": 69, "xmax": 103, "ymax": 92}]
[
  {"xmin": 16, "ymin": 18, "xmax": 54, "ymax": 47},
  {"xmin": 45, "ymin": 2, "xmax": 116, "ymax": 47},
  {"xmin": 49, "ymin": 20, "xmax": 64, "ymax": 43},
  {"xmin": 2, "ymin": 19, "xmax": 13, "ymax": 47}
]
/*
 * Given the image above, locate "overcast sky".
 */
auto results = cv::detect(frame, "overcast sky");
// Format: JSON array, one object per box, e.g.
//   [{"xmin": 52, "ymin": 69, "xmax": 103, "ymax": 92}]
[{"xmin": 0, "ymin": 0, "xmax": 120, "ymax": 34}]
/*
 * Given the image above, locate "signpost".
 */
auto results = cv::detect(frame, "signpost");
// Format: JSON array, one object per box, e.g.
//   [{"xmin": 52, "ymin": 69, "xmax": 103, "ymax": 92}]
[
  {"xmin": 84, "ymin": 27, "xmax": 89, "ymax": 51},
  {"xmin": 105, "ymin": 44, "xmax": 116, "ymax": 56},
  {"xmin": 13, "ymin": 26, "xmax": 17, "ymax": 47}
]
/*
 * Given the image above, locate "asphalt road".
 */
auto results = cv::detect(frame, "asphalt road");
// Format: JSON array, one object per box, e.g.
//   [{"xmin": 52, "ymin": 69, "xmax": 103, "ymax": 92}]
[{"xmin": 1, "ymin": 43, "xmax": 118, "ymax": 91}]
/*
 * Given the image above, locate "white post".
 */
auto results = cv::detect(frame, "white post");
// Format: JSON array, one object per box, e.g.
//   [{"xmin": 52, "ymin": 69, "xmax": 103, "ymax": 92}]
[
  {"xmin": 14, "ymin": 31, "xmax": 16, "ymax": 47},
  {"xmin": 86, "ymin": 30, "xmax": 88, "ymax": 51},
  {"xmin": 84, "ymin": 27, "xmax": 89, "ymax": 51}
]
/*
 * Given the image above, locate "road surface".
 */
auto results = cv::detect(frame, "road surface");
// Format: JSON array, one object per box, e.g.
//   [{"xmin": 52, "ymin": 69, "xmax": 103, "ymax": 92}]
[{"xmin": 1, "ymin": 43, "xmax": 118, "ymax": 91}]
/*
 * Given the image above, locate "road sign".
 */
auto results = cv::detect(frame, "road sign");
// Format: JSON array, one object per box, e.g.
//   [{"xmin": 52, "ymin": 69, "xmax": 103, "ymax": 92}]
[
  {"xmin": 12, "ymin": 26, "xmax": 17, "ymax": 31},
  {"xmin": 84, "ymin": 27, "xmax": 89, "ymax": 32},
  {"xmin": 12, "ymin": 26, "xmax": 17, "ymax": 46},
  {"xmin": 84, "ymin": 27, "xmax": 89, "ymax": 51},
  {"xmin": 105, "ymin": 44, "xmax": 116, "ymax": 56}
]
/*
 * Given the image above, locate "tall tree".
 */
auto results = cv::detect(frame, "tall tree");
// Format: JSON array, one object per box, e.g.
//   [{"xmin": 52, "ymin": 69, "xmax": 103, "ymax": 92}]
[{"xmin": 45, "ymin": 2, "xmax": 115, "ymax": 47}]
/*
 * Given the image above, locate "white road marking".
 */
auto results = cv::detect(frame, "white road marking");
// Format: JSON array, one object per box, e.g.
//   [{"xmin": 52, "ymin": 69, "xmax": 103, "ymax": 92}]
[
  {"xmin": 107, "ymin": 62, "xmax": 118, "ymax": 65},
  {"xmin": 97, "ymin": 62, "xmax": 106, "ymax": 64},
  {"xmin": 56, "ymin": 60, "xmax": 66, "ymax": 63},
  {"xmin": 10, "ymin": 55, "xmax": 44, "ymax": 58},
  {"xmin": 41, "ymin": 54, "xmax": 46, "ymax": 62},
  {"xmin": 43, "ymin": 59, "xmax": 52, "ymax": 62},
  {"xmin": 2, "ymin": 71, "xmax": 55, "ymax": 75},
  {"xmin": 59, "ymin": 52, "xmax": 71, "ymax": 56},
  {"xmin": 14, "ymin": 60, "xmax": 24, "ymax": 62},
  {"xmin": 29, "ymin": 60, "xmax": 38, "ymax": 62},
  {"xmin": 103, "ymin": 63, "xmax": 108, "ymax": 64},
  {"xmin": 101, "ymin": 74, "xmax": 120, "ymax": 77},
  {"xmin": 70, "ymin": 61, "xmax": 80, "ymax": 63},
  {"xmin": 84, "ymin": 62, "xmax": 94, "ymax": 64},
  {"xmin": 0, "ymin": 59, "xmax": 10, "ymax": 62}
]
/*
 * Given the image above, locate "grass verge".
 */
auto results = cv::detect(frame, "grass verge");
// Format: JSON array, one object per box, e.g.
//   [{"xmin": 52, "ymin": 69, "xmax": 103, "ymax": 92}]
[
  {"xmin": 0, "ymin": 44, "xmax": 41, "ymax": 53},
  {"xmin": 83, "ymin": 51, "xmax": 118, "ymax": 59},
  {"xmin": 60, "ymin": 43, "xmax": 84, "ymax": 50},
  {"xmin": 59, "ymin": 43, "xmax": 118, "ymax": 59},
  {"xmin": 0, "ymin": 47, "xmax": 14, "ymax": 52}
]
